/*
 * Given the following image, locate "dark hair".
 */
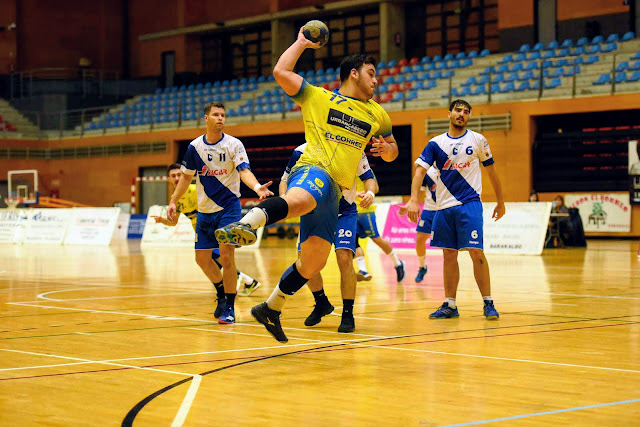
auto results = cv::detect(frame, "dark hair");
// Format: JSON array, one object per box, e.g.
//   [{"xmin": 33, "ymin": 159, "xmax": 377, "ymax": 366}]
[
  {"xmin": 554, "ymin": 195, "xmax": 564, "ymax": 204},
  {"xmin": 529, "ymin": 191, "xmax": 538, "ymax": 201},
  {"xmin": 204, "ymin": 101, "xmax": 225, "ymax": 115},
  {"xmin": 167, "ymin": 163, "xmax": 182, "ymax": 175},
  {"xmin": 449, "ymin": 99, "xmax": 472, "ymax": 112},
  {"xmin": 339, "ymin": 54, "xmax": 377, "ymax": 82}
]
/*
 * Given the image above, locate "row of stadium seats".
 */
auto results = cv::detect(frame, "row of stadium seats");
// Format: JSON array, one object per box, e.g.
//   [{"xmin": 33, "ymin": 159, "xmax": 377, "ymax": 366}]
[
  {"xmin": 516, "ymin": 32, "xmax": 634, "ymax": 52},
  {"xmin": 489, "ymin": 56, "xmax": 600, "ymax": 73},
  {"xmin": 500, "ymin": 45, "xmax": 614, "ymax": 63},
  {"xmin": 442, "ymin": 79, "xmax": 562, "ymax": 97},
  {"xmin": 592, "ymin": 71, "xmax": 640, "ymax": 85}
]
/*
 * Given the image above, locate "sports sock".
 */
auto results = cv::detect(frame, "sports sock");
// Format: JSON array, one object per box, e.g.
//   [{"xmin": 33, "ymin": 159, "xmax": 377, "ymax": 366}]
[
  {"xmin": 241, "ymin": 197, "xmax": 289, "ymax": 228},
  {"xmin": 277, "ymin": 263, "xmax": 309, "ymax": 295},
  {"xmin": 213, "ymin": 281, "xmax": 224, "ymax": 299},
  {"xmin": 388, "ymin": 249, "xmax": 401, "ymax": 267},
  {"xmin": 445, "ymin": 297, "xmax": 457, "ymax": 308},
  {"xmin": 225, "ymin": 293, "xmax": 236, "ymax": 308},
  {"xmin": 355, "ymin": 256, "xmax": 367, "ymax": 272},
  {"xmin": 312, "ymin": 289, "xmax": 329, "ymax": 304},
  {"xmin": 483, "ymin": 296, "xmax": 493, "ymax": 304},
  {"xmin": 342, "ymin": 299, "xmax": 354, "ymax": 317},
  {"xmin": 418, "ymin": 255, "xmax": 425, "ymax": 268},
  {"xmin": 238, "ymin": 271, "xmax": 253, "ymax": 286},
  {"xmin": 266, "ymin": 284, "xmax": 288, "ymax": 312}
]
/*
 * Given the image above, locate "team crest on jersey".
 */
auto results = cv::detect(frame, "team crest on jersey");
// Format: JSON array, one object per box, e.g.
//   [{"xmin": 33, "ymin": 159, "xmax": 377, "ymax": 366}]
[
  {"xmin": 327, "ymin": 109, "xmax": 372, "ymax": 137},
  {"xmin": 314, "ymin": 178, "xmax": 325, "ymax": 188}
]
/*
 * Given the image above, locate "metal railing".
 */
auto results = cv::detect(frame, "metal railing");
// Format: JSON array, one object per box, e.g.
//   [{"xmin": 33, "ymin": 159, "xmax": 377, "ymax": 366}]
[{"xmin": 10, "ymin": 68, "xmax": 121, "ymax": 99}]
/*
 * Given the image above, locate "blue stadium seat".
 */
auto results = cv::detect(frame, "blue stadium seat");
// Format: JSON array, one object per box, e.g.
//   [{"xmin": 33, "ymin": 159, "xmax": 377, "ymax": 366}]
[
  {"xmin": 406, "ymin": 91, "xmax": 418, "ymax": 101},
  {"xmin": 615, "ymin": 72, "xmax": 628, "ymax": 83},
  {"xmin": 520, "ymin": 71, "xmax": 535, "ymax": 80},
  {"xmin": 528, "ymin": 51, "xmax": 541, "ymax": 60},
  {"xmin": 447, "ymin": 60, "xmax": 460, "ymax": 69},
  {"xmin": 467, "ymin": 50, "xmax": 478, "ymax": 58},
  {"xmin": 435, "ymin": 62, "xmax": 447, "ymax": 70},
  {"xmin": 420, "ymin": 56, "xmax": 431, "ymax": 63},
  {"xmin": 576, "ymin": 37, "xmax": 589, "ymax": 46},
  {"xmin": 498, "ymin": 54, "xmax": 513, "ymax": 64},
  {"xmin": 491, "ymin": 74, "xmax": 504, "ymax": 83},
  {"xmin": 616, "ymin": 61, "xmax": 629, "ymax": 71},
  {"xmin": 472, "ymin": 85, "xmax": 487, "ymax": 96},
  {"xmin": 432, "ymin": 55, "xmax": 442, "ymax": 62},
  {"xmin": 557, "ymin": 48, "xmax": 570, "ymax": 57},
  {"xmin": 511, "ymin": 63, "xmax": 524, "ymax": 72},
  {"xmin": 490, "ymin": 84, "xmax": 502, "ymax": 94},
  {"xmin": 480, "ymin": 66, "xmax": 494, "ymax": 75},
  {"xmin": 195, "ymin": 83, "xmax": 203, "ymax": 90},
  {"xmin": 547, "ymin": 40, "xmax": 559, "ymax": 49},
  {"xmin": 602, "ymin": 42, "xmax": 617, "ymax": 53},
  {"xmin": 462, "ymin": 76, "xmax": 476, "ymax": 86},
  {"xmin": 391, "ymin": 92, "xmax": 404, "ymax": 102},
  {"xmin": 443, "ymin": 53, "xmax": 454, "ymax": 61},
  {"xmin": 590, "ymin": 35, "xmax": 604, "ymax": 44},
  {"xmin": 630, "ymin": 61, "xmax": 640, "ymax": 70},
  {"xmin": 424, "ymin": 63, "xmax": 436, "ymax": 71},
  {"xmin": 606, "ymin": 34, "xmax": 619, "ymax": 43},
  {"xmin": 556, "ymin": 59, "xmax": 569, "ymax": 67},
  {"xmin": 257, "ymin": 75, "xmax": 266, "ymax": 83},
  {"xmin": 532, "ymin": 42, "xmax": 544, "ymax": 51},
  {"xmin": 524, "ymin": 62, "xmax": 539, "ymax": 70},
  {"xmin": 516, "ymin": 81, "xmax": 531, "ymax": 91},
  {"xmin": 570, "ymin": 46, "xmax": 586, "ymax": 56},
  {"xmin": 622, "ymin": 31, "xmax": 635, "ymax": 41},
  {"xmin": 505, "ymin": 72, "xmax": 519, "ymax": 83},
  {"xmin": 479, "ymin": 49, "xmax": 490, "ymax": 57},
  {"xmin": 432, "ymin": 71, "xmax": 443, "ymax": 79},
  {"xmin": 514, "ymin": 53, "xmax": 527, "ymax": 62},
  {"xmin": 544, "ymin": 78, "xmax": 561, "ymax": 89},
  {"xmin": 531, "ymin": 80, "xmax": 540, "ymax": 90},
  {"xmin": 587, "ymin": 45, "xmax": 602, "ymax": 54},
  {"xmin": 496, "ymin": 64, "xmax": 510, "ymax": 73},
  {"xmin": 460, "ymin": 59, "xmax": 472, "ymax": 67},
  {"xmin": 519, "ymin": 44, "xmax": 531, "ymax": 52},
  {"xmin": 455, "ymin": 52, "xmax": 466, "ymax": 60},
  {"xmin": 560, "ymin": 39, "xmax": 573, "ymax": 48},
  {"xmin": 230, "ymin": 79, "xmax": 238, "ymax": 85},
  {"xmin": 476, "ymin": 75, "xmax": 489, "ymax": 85},
  {"xmin": 628, "ymin": 71, "xmax": 640, "ymax": 82},
  {"xmin": 387, "ymin": 60, "xmax": 397, "ymax": 68}
]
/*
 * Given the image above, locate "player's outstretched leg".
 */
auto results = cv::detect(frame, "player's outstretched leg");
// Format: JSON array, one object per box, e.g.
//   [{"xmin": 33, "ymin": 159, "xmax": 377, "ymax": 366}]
[
  {"xmin": 216, "ymin": 197, "xmax": 290, "ymax": 246},
  {"xmin": 215, "ymin": 221, "xmax": 257, "ymax": 246},
  {"xmin": 251, "ymin": 302, "xmax": 288, "ymax": 342}
]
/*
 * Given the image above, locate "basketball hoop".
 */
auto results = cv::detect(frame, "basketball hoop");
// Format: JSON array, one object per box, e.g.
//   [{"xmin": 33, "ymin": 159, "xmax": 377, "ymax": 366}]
[{"xmin": 4, "ymin": 197, "xmax": 22, "ymax": 210}]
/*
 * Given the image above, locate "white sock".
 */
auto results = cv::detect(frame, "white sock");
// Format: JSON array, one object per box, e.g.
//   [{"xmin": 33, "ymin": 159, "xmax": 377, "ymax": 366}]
[
  {"xmin": 418, "ymin": 255, "xmax": 425, "ymax": 268},
  {"xmin": 266, "ymin": 284, "xmax": 288, "ymax": 312},
  {"xmin": 355, "ymin": 256, "xmax": 367, "ymax": 272},
  {"xmin": 239, "ymin": 272, "xmax": 254, "ymax": 286},
  {"xmin": 241, "ymin": 207, "xmax": 267, "ymax": 229},
  {"xmin": 445, "ymin": 297, "xmax": 457, "ymax": 308},
  {"xmin": 483, "ymin": 296, "xmax": 493, "ymax": 304},
  {"xmin": 388, "ymin": 249, "xmax": 401, "ymax": 267}
]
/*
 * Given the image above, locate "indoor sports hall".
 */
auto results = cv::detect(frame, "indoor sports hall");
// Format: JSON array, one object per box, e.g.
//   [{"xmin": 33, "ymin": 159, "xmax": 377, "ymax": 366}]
[{"xmin": 1, "ymin": 1, "xmax": 639, "ymax": 426}]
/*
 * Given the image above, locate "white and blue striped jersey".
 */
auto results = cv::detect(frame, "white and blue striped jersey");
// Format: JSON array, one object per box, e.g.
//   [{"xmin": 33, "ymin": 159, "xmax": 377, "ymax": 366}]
[
  {"xmin": 415, "ymin": 129, "xmax": 494, "ymax": 210},
  {"xmin": 181, "ymin": 133, "xmax": 250, "ymax": 213},
  {"xmin": 420, "ymin": 167, "xmax": 439, "ymax": 211}
]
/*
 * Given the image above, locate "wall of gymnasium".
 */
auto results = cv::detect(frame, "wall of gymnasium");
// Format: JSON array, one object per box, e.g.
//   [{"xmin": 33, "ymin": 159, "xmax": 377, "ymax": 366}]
[
  {"xmin": 3, "ymin": 93, "xmax": 640, "ymax": 236},
  {"xmin": 498, "ymin": 0, "xmax": 632, "ymax": 52}
]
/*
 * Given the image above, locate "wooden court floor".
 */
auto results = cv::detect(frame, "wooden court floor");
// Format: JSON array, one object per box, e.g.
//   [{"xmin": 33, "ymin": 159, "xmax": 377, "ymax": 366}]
[{"xmin": 0, "ymin": 238, "xmax": 639, "ymax": 426}]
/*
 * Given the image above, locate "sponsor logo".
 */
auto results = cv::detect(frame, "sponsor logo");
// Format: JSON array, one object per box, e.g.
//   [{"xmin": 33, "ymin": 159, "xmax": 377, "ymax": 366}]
[
  {"xmin": 327, "ymin": 109, "xmax": 372, "ymax": 137},
  {"xmin": 469, "ymin": 240, "xmax": 479, "ymax": 244},
  {"xmin": 442, "ymin": 159, "xmax": 471, "ymax": 170},
  {"xmin": 314, "ymin": 178, "xmax": 325, "ymax": 188},
  {"xmin": 306, "ymin": 180, "xmax": 324, "ymax": 196},
  {"xmin": 324, "ymin": 131, "xmax": 363, "ymax": 149},
  {"xmin": 199, "ymin": 166, "xmax": 228, "ymax": 176}
]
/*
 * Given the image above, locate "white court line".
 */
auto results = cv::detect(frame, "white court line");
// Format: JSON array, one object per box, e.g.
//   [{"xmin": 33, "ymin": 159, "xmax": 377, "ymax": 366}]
[
  {"xmin": 504, "ymin": 290, "xmax": 640, "ymax": 300},
  {"xmin": 186, "ymin": 327, "xmax": 325, "ymax": 342},
  {"xmin": 0, "ymin": 348, "xmax": 194, "ymax": 377},
  {"xmin": 351, "ymin": 344, "xmax": 640, "ymax": 374},
  {"xmin": 37, "ymin": 290, "xmax": 209, "ymax": 302},
  {"xmin": 328, "ymin": 311, "xmax": 394, "ymax": 321},
  {"xmin": 171, "ymin": 374, "xmax": 201, "ymax": 427}
]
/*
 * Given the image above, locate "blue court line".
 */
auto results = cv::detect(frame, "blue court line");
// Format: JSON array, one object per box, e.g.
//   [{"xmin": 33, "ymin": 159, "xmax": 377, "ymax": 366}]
[{"xmin": 442, "ymin": 398, "xmax": 640, "ymax": 426}]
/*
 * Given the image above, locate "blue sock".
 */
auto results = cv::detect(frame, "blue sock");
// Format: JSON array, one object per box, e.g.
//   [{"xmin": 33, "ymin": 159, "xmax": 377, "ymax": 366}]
[{"xmin": 278, "ymin": 263, "xmax": 308, "ymax": 295}]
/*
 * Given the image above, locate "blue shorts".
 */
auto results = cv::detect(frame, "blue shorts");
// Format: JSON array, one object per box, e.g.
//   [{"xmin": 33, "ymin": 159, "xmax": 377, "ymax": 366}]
[
  {"xmin": 356, "ymin": 212, "xmax": 380, "ymax": 239},
  {"xmin": 335, "ymin": 198, "xmax": 358, "ymax": 253},
  {"xmin": 195, "ymin": 201, "xmax": 241, "ymax": 250},
  {"xmin": 430, "ymin": 201, "xmax": 483, "ymax": 250},
  {"xmin": 288, "ymin": 165, "xmax": 338, "ymax": 245},
  {"xmin": 416, "ymin": 209, "xmax": 436, "ymax": 234}
]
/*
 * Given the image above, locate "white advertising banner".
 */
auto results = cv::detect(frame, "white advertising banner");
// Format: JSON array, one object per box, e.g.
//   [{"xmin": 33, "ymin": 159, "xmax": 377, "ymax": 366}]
[
  {"xmin": 113, "ymin": 213, "xmax": 131, "ymax": 240},
  {"xmin": 0, "ymin": 209, "xmax": 29, "ymax": 243},
  {"xmin": 63, "ymin": 207, "xmax": 121, "ymax": 245},
  {"xmin": 565, "ymin": 193, "xmax": 631, "ymax": 232},
  {"xmin": 483, "ymin": 202, "xmax": 552, "ymax": 255},
  {"xmin": 23, "ymin": 209, "xmax": 72, "ymax": 244},
  {"xmin": 141, "ymin": 205, "xmax": 195, "ymax": 247}
]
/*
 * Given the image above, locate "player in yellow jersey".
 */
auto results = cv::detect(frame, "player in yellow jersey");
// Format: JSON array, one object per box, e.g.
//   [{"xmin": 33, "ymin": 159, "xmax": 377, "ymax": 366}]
[
  {"xmin": 352, "ymin": 170, "xmax": 406, "ymax": 282},
  {"xmin": 152, "ymin": 164, "xmax": 260, "ymax": 297},
  {"xmin": 216, "ymin": 27, "xmax": 399, "ymax": 342}
]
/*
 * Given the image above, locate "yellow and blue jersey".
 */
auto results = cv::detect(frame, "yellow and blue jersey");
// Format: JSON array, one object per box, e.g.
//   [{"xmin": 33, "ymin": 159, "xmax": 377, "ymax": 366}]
[
  {"xmin": 176, "ymin": 183, "xmax": 198, "ymax": 230},
  {"xmin": 291, "ymin": 80, "xmax": 393, "ymax": 189}
]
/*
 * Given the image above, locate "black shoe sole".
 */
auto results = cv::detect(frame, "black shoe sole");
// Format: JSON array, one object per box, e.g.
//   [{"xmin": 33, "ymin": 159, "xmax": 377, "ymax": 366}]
[{"xmin": 337, "ymin": 318, "xmax": 355, "ymax": 333}]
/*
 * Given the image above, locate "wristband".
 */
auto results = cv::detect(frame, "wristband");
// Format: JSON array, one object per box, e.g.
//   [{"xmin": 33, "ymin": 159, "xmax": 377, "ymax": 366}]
[
  {"xmin": 253, "ymin": 183, "xmax": 262, "ymax": 192},
  {"xmin": 366, "ymin": 190, "xmax": 375, "ymax": 199}
]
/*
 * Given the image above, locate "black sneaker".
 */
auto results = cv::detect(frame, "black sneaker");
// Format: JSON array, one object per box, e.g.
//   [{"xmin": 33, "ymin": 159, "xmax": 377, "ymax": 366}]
[
  {"xmin": 337, "ymin": 315, "xmax": 355, "ymax": 333},
  {"xmin": 215, "ymin": 222, "xmax": 257, "ymax": 246},
  {"xmin": 251, "ymin": 302, "xmax": 288, "ymax": 343},
  {"xmin": 214, "ymin": 296, "xmax": 226, "ymax": 319},
  {"xmin": 304, "ymin": 300, "xmax": 334, "ymax": 326}
]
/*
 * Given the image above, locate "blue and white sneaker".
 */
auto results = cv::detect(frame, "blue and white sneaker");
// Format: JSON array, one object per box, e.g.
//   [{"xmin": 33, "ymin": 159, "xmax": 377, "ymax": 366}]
[
  {"xmin": 429, "ymin": 302, "xmax": 460, "ymax": 319},
  {"xmin": 356, "ymin": 270, "xmax": 372, "ymax": 281},
  {"xmin": 218, "ymin": 305, "xmax": 236, "ymax": 324},
  {"xmin": 215, "ymin": 222, "xmax": 257, "ymax": 246},
  {"xmin": 415, "ymin": 266, "xmax": 428, "ymax": 282},
  {"xmin": 214, "ymin": 296, "xmax": 226, "ymax": 319},
  {"xmin": 395, "ymin": 260, "xmax": 405, "ymax": 282},
  {"xmin": 483, "ymin": 301, "xmax": 500, "ymax": 320}
]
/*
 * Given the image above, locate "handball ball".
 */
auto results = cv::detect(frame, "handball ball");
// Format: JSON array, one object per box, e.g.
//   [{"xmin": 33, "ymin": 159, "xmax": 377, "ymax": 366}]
[{"xmin": 303, "ymin": 20, "xmax": 329, "ymax": 47}]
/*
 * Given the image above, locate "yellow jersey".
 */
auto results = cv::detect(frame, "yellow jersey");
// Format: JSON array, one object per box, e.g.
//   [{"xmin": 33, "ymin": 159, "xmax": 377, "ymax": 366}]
[
  {"xmin": 291, "ymin": 80, "xmax": 393, "ymax": 189},
  {"xmin": 355, "ymin": 170, "xmax": 377, "ymax": 214},
  {"xmin": 176, "ymin": 183, "xmax": 198, "ymax": 230}
]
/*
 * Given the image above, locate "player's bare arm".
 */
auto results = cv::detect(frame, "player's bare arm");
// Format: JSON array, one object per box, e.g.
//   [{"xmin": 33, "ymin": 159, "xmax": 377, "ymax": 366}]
[
  {"xmin": 371, "ymin": 134, "xmax": 399, "ymax": 162},
  {"xmin": 151, "ymin": 214, "xmax": 178, "ymax": 227},
  {"xmin": 168, "ymin": 171, "xmax": 194, "ymax": 222},
  {"xmin": 239, "ymin": 169, "xmax": 274, "ymax": 200},
  {"xmin": 357, "ymin": 178, "xmax": 378, "ymax": 209},
  {"xmin": 485, "ymin": 164, "xmax": 505, "ymax": 220},
  {"xmin": 406, "ymin": 165, "xmax": 428, "ymax": 223},
  {"xmin": 273, "ymin": 27, "xmax": 322, "ymax": 96}
]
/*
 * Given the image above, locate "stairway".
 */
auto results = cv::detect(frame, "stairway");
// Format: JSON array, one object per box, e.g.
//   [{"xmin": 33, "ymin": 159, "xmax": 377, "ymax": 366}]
[{"xmin": 0, "ymin": 98, "xmax": 42, "ymax": 138}]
